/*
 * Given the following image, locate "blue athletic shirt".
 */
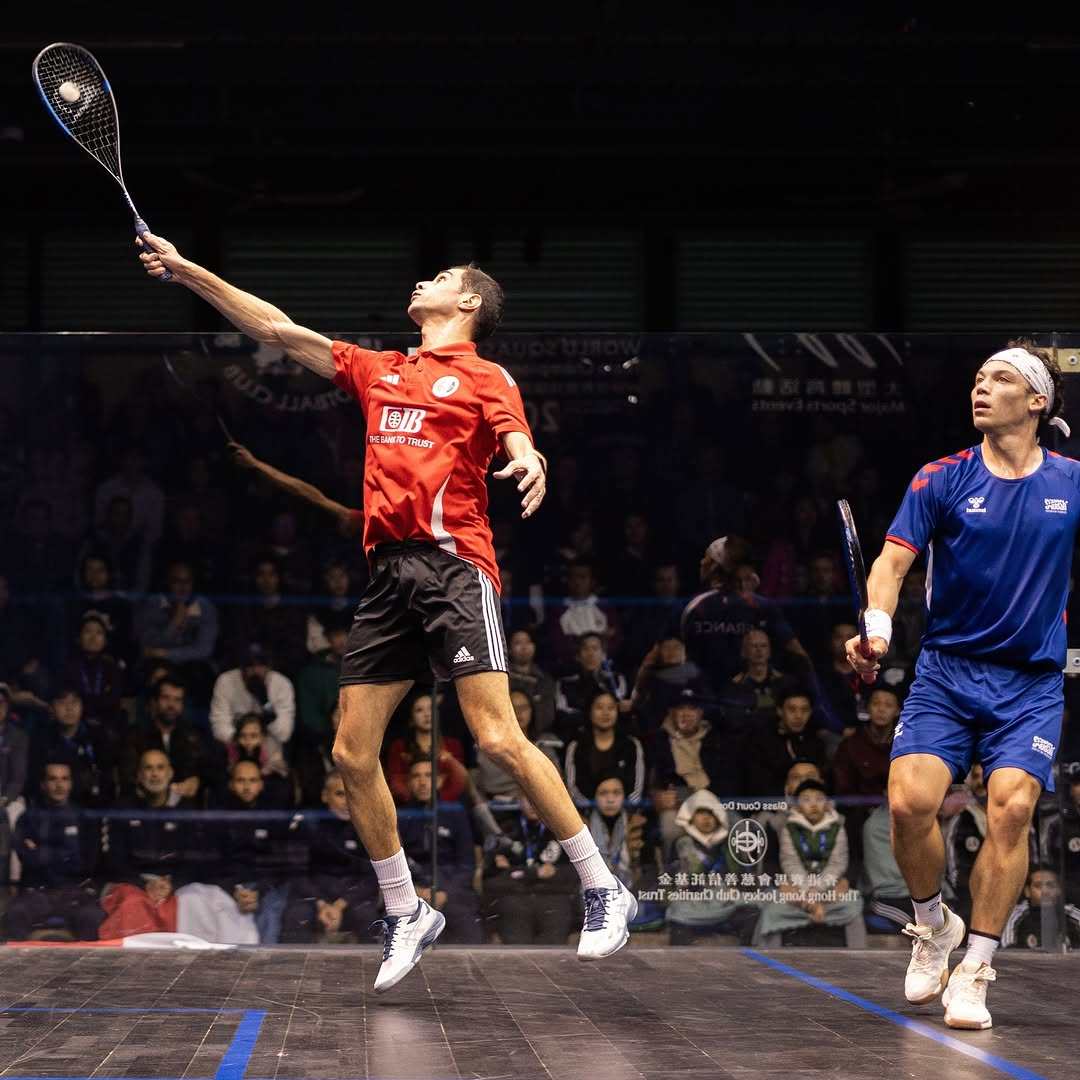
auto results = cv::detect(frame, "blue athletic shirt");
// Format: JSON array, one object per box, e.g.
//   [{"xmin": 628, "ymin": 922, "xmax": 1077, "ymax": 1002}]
[{"xmin": 886, "ymin": 445, "xmax": 1080, "ymax": 671}]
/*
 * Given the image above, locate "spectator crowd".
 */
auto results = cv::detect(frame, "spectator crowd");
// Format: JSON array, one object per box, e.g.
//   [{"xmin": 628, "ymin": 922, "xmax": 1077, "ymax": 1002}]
[{"xmin": 1, "ymin": 352, "xmax": 1077, "ymax": 949}]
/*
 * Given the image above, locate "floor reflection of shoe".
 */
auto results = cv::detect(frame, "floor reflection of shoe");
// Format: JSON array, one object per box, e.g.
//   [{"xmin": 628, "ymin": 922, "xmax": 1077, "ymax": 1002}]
[
  {"xmin": 577, "ymin": 879, "xmax": 638, "ymax": 961},
  {"xmin": 371, "ymin": 899, "xmax": 446, "ymax": 994}
]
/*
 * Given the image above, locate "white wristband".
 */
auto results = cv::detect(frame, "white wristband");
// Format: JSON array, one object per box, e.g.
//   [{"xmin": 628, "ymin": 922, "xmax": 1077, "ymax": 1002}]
[{"xmin": 863, "ymin": 608, "xmax": 892, "ymax": 648}]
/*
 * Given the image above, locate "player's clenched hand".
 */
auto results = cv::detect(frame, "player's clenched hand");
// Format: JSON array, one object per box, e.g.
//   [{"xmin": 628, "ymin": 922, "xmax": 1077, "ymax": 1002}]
[
  {"xmin": 136, "ymin": 231, "xmax": 187, "ymax": 281},
  {"xmin": 494, "ymin": 452, "xmax": 546, "ymax": 519},
  {"xmin": 845, "ymin": 633, "xmax": 888, "ymax": 684}
]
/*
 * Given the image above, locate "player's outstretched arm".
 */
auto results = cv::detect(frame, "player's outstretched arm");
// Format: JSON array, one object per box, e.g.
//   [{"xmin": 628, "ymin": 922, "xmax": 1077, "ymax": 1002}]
[
  {"xmin": 845, "ymin": 540, "xmax": 917, "ymax": 680},
  {"xmin": 136, "ymin": 232, "xmax": 336, "ymax": 379},
  {"xmin": 228, "ymin": 442, "xmax": 358, "ymax": 527}
]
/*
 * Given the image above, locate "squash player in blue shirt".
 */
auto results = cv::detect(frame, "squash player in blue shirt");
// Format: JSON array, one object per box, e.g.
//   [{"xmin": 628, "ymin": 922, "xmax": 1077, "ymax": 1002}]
[{"xmin": 846, "ymin": 340, "xmax": 1077, "ymax": 1031}]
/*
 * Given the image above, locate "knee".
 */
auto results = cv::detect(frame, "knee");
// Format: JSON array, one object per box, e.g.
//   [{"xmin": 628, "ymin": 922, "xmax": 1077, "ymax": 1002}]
[
  {"xmin": 889, "ymin": 785, "xmax": 941, "ymax": 829},
  {"xmin": 475, "ymin": 727, "xmax": 525, "ymax": 771},
  {"xmin": 331, "ymin": 738, "xmax": 381, "ymax": 781},
  {"xmin": 987, "ymin": 788, "xmax": 1037, "ymax": 842}
]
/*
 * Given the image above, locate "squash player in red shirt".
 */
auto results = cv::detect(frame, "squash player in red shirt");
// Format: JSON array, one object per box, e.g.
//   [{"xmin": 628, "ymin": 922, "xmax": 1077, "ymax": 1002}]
[{"xmin": 139, "ymin": 233, "xmax": 637, "ymax": 990}]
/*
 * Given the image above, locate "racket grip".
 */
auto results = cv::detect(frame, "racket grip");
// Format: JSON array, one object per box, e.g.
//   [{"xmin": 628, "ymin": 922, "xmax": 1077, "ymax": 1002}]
[
  {"xmin": 857, "ymin": 636, "xmax": 877, "ymax": 683},
  {"xmin": 135, "ymin": 218, "xmax": 173, "ymax": 282}
]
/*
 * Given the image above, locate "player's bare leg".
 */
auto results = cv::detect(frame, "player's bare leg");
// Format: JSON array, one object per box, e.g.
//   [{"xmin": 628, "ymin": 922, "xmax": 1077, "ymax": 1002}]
[
  {"xmin": 970, "ymin": 767, "xmax": 1040, "ymax": 934},
  {"xmin": 889, "ymin": 754, "xmax": 953, "ymax": 897},
  {"xmin": 333, "ymin": 680, "xmax": 446, "ymax": 993},
  {"xmin": 456, "ymin": 672, "xmax": 582, "ymax": 838},
  {"xmin": 456, "ymin": 671, "xmax": 637, "ymax": 959},
  {"xmin": 943, "ymin": 767, "xmax": 1041, "ymax": 1029},
  {"xmin": 333, "ymin": 681, "xmax": 413, "ymax": 859},
  {"xmin": 889, "ymin": 754, "xmax": 967, "ymax": 1004}
]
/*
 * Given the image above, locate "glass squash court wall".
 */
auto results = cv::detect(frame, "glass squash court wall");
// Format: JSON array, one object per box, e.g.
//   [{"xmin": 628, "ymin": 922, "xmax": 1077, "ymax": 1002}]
[{"xmin": 0, "ymin": 331, "xmax": 1076, "ymax": 952}]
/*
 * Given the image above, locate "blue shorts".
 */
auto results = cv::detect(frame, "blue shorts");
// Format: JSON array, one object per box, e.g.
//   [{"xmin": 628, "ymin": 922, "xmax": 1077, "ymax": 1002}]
[{"xmin": 892, "ymin": 648, "xmax": 1063, "ymax": 792}]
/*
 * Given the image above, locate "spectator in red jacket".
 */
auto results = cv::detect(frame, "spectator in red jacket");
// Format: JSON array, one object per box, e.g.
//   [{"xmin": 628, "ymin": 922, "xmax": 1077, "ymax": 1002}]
[
  {"xmin": 832, "ymin": 685, "xmax": 900, "ymax": 866},
  {"xmin": 832, "ymin": 687, "xmax": 899, "ymax": 800},
  {"xmin": 384, "ymin": 693, "xmax": 467, "ymax": 806}
]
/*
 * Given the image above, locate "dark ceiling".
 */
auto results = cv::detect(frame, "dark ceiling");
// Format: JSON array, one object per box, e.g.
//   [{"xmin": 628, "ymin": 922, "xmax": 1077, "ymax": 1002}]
[{"xmin": 5, "ymin": 8, "xmax": 1080, "ymax": 227}]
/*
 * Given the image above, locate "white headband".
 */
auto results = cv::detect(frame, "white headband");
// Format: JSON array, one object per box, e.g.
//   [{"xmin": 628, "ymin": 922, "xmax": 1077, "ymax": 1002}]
[
  {"xmin": 705, "ymin": 536, "xmax": 727, "ymax": 563},
  {"xmin": 983, "ymin": 348, "xmax": 1071, "ymax": 438}
]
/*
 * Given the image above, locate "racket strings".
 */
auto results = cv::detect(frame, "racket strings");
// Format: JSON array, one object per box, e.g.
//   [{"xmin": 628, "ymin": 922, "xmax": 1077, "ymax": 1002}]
[{"xmin": 35, "ymin": 46, "xmax": 122, "ymax": 182}]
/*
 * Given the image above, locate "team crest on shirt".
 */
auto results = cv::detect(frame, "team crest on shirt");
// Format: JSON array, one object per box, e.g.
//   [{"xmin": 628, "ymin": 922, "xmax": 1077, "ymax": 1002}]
[
  {"xmin": 965, "ymin": 497, "xmax": 986, "ymax": 514},
  {"xmin": 432, "ymin": 375, "xmax": 460, "ymax": 398},
  {"xmin": 1045, "ymin": 498, "xmax": 1068, "ymax": 514}
]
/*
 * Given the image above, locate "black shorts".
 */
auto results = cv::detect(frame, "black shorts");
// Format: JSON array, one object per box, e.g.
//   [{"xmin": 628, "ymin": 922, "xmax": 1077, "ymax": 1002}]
[{"xmin": 340, "ymin": 540, "xmax": 508, "ymax": 685}]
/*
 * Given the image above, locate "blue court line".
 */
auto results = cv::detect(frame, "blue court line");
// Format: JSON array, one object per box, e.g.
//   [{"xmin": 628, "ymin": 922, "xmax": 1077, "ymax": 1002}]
[
  {"xmin": 215, "ymin": 1009, "xmax": 266, "ymax": 1080},
  {"xmin": 0, "ymin": 1007, "xmax": 266, "ymax": 1080},
  {"xmin": 741, "ymin": 949, "xmax": 1048, "ymax": 1080},
  {"xmin": 0, "ymin": 1006, "xmax": 250, "ymax": 1014}
]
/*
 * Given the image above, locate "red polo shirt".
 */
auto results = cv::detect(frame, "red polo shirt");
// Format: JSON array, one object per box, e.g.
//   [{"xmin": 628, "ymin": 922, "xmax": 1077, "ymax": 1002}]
[{"xmin": 332, "ymin": 340, "xmax": 532, "ymax": 592}]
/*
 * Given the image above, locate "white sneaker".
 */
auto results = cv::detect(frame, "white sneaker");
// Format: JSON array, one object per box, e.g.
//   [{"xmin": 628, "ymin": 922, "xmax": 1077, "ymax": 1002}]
[
  {"xmin": 371, "ymin": 899, "xmax": 446, "ymax": 994},
  {"xmin": 942, "ymin": 957, "xmax": 996, "ymax": 1030},
  {"xmin": 577, "ymin": 879, "xmax": 638, "ymax": 961},
  {"xmin": 901, "ymin": 904, "xmax": 966, "ymax": 1004}
]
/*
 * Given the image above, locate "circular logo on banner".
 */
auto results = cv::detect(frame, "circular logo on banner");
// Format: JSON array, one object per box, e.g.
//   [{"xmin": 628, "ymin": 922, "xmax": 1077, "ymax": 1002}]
[
  {"xmin": 432, "ymin": 376, "xmax": 460, "ymax": 398},
  {"xmin": 728, "ymin": 818, "xmax": 768, "ymax": 867}
]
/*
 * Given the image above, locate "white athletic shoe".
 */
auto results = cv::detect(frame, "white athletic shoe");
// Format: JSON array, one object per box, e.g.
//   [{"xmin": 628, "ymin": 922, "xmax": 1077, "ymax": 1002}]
[
  {"xmin": 901, "ymin": 903, "xmax": 966, "ymax": 1004},
  {"xmin": 942, "ymin": 957, "xmax": 996, "ymax": 1030},
  {"xmin": 370, "ymin": 899, "xmax": 446, "ymax": 994},
  {"xmin": 577, "ymin": 879, "xmax": 638, "ymax": 961}
]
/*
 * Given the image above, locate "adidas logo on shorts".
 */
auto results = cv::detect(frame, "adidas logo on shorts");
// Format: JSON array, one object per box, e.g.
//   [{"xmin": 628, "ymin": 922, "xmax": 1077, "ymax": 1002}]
[{"xmin": 453, "ymin": 646, "xmax": 476, "ymax": 665}]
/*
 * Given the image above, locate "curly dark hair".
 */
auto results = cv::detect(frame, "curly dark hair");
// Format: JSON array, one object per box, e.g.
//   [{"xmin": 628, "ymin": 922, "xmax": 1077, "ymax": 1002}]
[
  {"xmin": 452, "ymin": 262, "xmax": 504, "ymax": 342},
  {"xmin": 1006, "ymin": 337, "xmax": 1065, "ymax": 431}
]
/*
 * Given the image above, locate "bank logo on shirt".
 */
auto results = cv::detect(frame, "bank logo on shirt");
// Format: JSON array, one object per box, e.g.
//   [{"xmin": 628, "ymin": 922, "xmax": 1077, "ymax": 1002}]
[
  {"xmin": 379, "ymin": 406, "xmax": 426, "ymax": 434},
  {"xmin": 966, "ymin": 497, "xmax": 986, "ymax": 514},
  {"xmin": 1045, "ymin": 498, "xmax": 1068, "ymax": 514}
]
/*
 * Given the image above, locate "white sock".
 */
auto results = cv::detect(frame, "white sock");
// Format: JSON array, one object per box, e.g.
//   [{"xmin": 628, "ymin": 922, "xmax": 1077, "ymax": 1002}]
[
  {"xmin": 912, "ymin": 892, "xmax": 945, "ymax": 931},
  {"xmin": 965, "ymin": 932, "xmax": 999, "ymax": 969},
  {"xmin": 371, "ymin": 848, "xmax": 419, "ymax": 917},
  {"xmin": 560, "ymin": 826, "xmax": 618, "ymax": 891}
]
